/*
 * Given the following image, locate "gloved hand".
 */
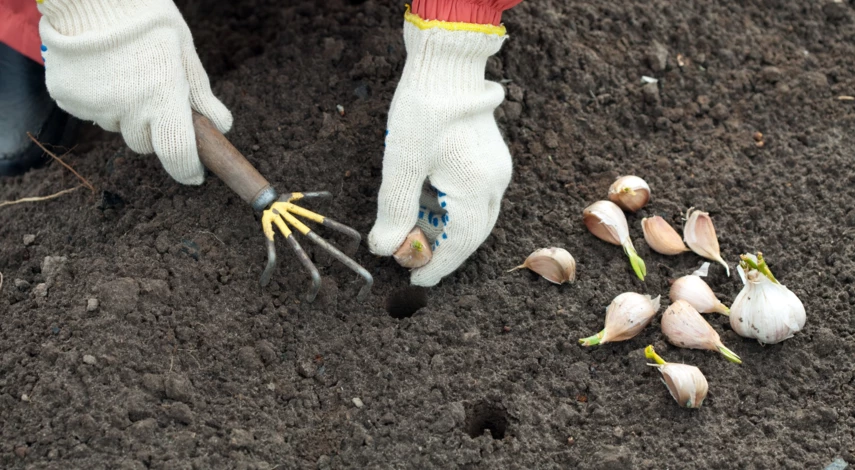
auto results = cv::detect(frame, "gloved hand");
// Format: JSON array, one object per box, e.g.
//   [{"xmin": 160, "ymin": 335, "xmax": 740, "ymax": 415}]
[
  {"xmin": 37, "ymin": 0, "xmax": 232, "ymax": 185},
  {"xmin": 368, "ymin": 8, "xmax": 514, "ymax": 287}
]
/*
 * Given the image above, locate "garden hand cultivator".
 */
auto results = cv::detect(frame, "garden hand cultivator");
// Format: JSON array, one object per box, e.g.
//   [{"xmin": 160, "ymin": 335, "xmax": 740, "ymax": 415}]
[{"xmin": 192, "ymin": 112, "xmax": 372, "ymax": 302}]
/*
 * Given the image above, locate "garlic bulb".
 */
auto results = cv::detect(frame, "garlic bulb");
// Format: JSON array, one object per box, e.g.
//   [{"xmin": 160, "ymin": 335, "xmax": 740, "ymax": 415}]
[
  {"xmin": 645, "ymin": 345, "xmax": 709, "ymax": 409},
  {"xmin": 661, "ymin": 300, "xmax": 742, "ymax": 364},
  {"xmin": 670, "ymin": 275, "xmax": 730, "ymax": 315},
  {"xmin": 583, "ymin": 201, "xmax": 647, "ymax": 280},
  {"xmin": 608, "ymin": 176, "xmax": 650, "ymax": 212},
  {"xmin": 579, "ymin": 293, "xmax": 660, "ymax": 346},
  {"xmin": 642, "ymin": 216, "xmax": 690, "ymax": 255},
  {"xmin": 393, "ymin": 227, "xmax": 432, "ymax": 268},
  {"xmin": 509, "ymin": 247, "xmax": 576, "ymax": 284},
  {"xmin": 730, "ymin": 253, "xmax": 805, "ymax": 344},
  {"xmin": 683, "ymin": 208, "xmax": 729, "ymax": 276}
]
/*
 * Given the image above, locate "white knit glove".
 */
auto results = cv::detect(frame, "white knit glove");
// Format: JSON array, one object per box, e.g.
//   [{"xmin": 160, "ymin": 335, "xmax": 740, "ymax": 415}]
[
  {"xmin": 37, "ymin": 0, "xmax": 232, "ymax": 185},
  {"xmin": 368, "ymin": 15, "xmax": 513, "ymax": 287}
]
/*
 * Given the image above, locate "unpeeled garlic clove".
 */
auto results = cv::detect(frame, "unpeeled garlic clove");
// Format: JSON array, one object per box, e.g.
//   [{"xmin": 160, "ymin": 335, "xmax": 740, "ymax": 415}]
[
  {"xmin": 645, "ymin": 345, "xmax": 709, "ymax": 409},
  {"xmin": 510, "ymin": 247, "xmax": 576, "ymax": 284},
  {"xmin": 661, "ymin": 300, "xmax": 742, "ymax": 364},
  {"xmin": 730, "ymin": 253, "xmax": 806, "ymax": 344},
  {"xmin": 683, "ymin": 208, "xmax": 729, "ymax": 276},
  {"xmin": 608, "ymin": 175, "xmax": 650, "ymax": 212},
  {"xmin": 393, "ymin": 227, "xmax": 432, "ymax": 268},
  {"xmin": 641, "ymin": 216, "xmax": 690, "ymax": 255},
  {"xmin": 670, "ymin": 275, "xmax": 730, "ymax": 315},
  {"xmin": 579, "ymin": 293, "xmax": 660, "ymax": 346},
  {"xmin": 583, "ymin": 201, "xmax": 647, "ymax": 280}
]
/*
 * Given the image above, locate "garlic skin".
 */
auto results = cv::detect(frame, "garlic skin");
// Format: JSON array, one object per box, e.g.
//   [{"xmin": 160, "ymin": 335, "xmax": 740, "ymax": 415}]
[
  {"xmin": 642, "ymin": 216, "xmax": 690, "ymax": 255},
  {"xmin": 583, "ymin": 201, "xmax": 647, "ymax": 280},
  {"xmin": 730, "ymin": 253, "xmax": 805, "ymax": 344},
  {"xmin": 579, "ymin": 293, "xmax": 661, "ymax": 346},
  {"xmin": 661, "ymin": 300, "xmax": 742, "ymax": 364},
  {"xmin": 645, "ymin": 345, "xmax": 709, "ymax": 409},
  {"xmin": 510, "ymin": 247, "xmax": 576, "ymax": 284},
  {"xmin": 683, "ymin": 208, "xmax": 729, "ymax": 276},
  {"xmin": 393, "ymin": 227, "xmax": 432, "ymax": 268},
  {"xmin": 670, "ymin": 275, "xmax": 730, "ymax": 315},
  {"xmin": 608, "ymin": 175, "xmax": 650, "ymax": 212}
]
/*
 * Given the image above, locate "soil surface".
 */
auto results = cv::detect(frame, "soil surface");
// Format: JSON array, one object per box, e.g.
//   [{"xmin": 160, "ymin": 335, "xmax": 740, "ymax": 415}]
[{"xmin": 2, "ymin": 0, "xmax": 855, "ymax": 468}]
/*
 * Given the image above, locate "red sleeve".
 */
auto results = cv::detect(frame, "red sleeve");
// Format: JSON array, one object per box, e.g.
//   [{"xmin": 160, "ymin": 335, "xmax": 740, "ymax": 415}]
[
  {"xmin": 0, "ymin": 0, "xmax": 43, "ymax": 64},
  {"xmin": 410, "ymin": 0, "xmax": 523, "ymax": 26}
]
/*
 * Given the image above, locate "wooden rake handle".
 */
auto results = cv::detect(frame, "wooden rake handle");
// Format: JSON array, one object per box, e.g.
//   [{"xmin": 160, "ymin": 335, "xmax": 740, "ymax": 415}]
[{"xmin": 192, "ymin": 111, "xmax": 277, "ymax": 211}]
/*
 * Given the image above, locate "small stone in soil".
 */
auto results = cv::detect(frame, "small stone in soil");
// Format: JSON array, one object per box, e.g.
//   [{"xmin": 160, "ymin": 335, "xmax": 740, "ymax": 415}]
[
  {"xmin": 352, "ymin": 397, "xmax": 364, "ymax": 408},
  {"xmin": 86, "ymin": 298, "xmax": 99, "ymax": 312},
  {"xmin": 82, "ymin": 355, "xmax": 96, "ymax": 365},
  {"xmin": 33, "ymin": 283, "xmax": 48, "ymax": 298},
  {"xmin": 14, "ymin": 279, "xmax": 30, "ymax": 291},
  {"xmin": 22, "ymin": 234, "xmax": 35, "ymax": 246}
]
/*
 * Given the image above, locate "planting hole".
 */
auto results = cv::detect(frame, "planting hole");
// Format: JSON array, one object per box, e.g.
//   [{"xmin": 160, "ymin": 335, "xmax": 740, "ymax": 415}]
[
  {"xmin": 464, "ymin": 401, "xmax": 509, "ymax": 439},
  {"xmin": 385, "ymin": 286, "xmax": 427, "ymax": 319}
]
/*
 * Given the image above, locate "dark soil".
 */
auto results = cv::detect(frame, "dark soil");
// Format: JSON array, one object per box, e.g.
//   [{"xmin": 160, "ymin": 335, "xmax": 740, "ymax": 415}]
[{"xmin": 2, "ymin": 0, "xmax": 855, "ymax": 468}]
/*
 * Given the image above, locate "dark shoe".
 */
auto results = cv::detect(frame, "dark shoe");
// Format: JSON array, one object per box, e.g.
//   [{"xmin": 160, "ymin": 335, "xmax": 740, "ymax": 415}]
[{"xmin": 0, "ymin": 42, "xmax": 77, "ymax": 177}]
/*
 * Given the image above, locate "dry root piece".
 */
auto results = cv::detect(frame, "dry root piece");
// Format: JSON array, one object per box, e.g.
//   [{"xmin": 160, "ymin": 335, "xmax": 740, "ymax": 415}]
[{"xmin": 393, "ymin": 227, "xmax": 432, "ymax": 269}]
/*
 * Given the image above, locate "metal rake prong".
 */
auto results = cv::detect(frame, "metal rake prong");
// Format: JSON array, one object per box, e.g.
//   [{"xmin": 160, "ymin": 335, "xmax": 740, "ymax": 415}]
[
  {"xmin": 286, "ymin": 235, "xmax": 322, "ymax": 303},
  {"xmin": 260, "ymin": 238, "xmax": 278, "ymax": 287},
  {"xmin": 305, "ymin": 232, "xmax": 373, "ymax": 302}
]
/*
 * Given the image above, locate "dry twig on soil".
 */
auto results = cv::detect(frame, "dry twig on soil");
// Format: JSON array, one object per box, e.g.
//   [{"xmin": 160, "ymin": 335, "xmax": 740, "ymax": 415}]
[
  {"xmin": 26, "ymin": 132, "xmax": 95, "ymax": 194},
  {"xmin": 0, "ymin": 185, "xmax": 84, "ymax": 208},
  {"xmin": 0, "ymin": 272, "xmax": 4, "ymax": 293}
]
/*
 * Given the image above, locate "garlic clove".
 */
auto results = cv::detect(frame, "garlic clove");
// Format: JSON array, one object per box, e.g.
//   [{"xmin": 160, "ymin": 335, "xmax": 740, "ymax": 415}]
[
  {"xmin": 579, "ymin": 293, "xmax": 660, "ymax": 346},
  {"xmin": 393, "ymin": 227, "xmax": 432, "ymax": 268},
  {"xmin": 583, "ymin": 201, "xmax": 647, "ymax": 280},
  {"xmin": 510, "ymin": 247, "xmax": 576, "ymax": 284},
  {"xmin": 670, "ymin": 275, "xmax": 730, "ymax": 315},
  {"xmin": 641, "ymin": 216, "xmax": 690, "ymax": 255},
  {"xmin": 608, "ymin": 175, "xmax": 651, "ymax": 212},
  {"xmin": 730, "ymin": 253, "xmax": 806, "ymax": 344},
  {"xmin": 644, "ymin": 345, "xmax": 709, "ymax": 408},
  {"xmin": 583, "ymin": 200, "xmax": 625, "ymax": 246},
  {"xmin": 683, "ymin": 208, "xmax": 730, "ymax": 276},
  {"xmin": 661, "ymin": 300, "xmax": 742, "ymax": 364}
]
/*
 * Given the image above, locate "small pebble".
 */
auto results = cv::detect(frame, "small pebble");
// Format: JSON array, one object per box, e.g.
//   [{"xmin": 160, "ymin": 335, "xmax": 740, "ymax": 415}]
[
  {"xmin": 352, "ymin": 397, "xmax": 364, "ymax": 408},
  {"xmin": 21, "ymin": 394, "xmax": 29, "ymax": 402},
  {"xmin": 33, "ymin": 283, "xmax": 48, "ymax": 298},
  {"xmin": 83, "ymin": 355, "xmax": 97, "ymax": 365},
  {"xmin": 251, "ymin": 144, "xmax": 260, "ymax": 151},
  {"xmin": 266, "ymin": 383, "xmax": 276, "ymax": 391},
  {"xmin": 23, "ymin": 234, "xmax": 36, "ymax": 246},
  {"xmin": 87, "ymin": 298, "xmax": 99, "ymax": 312}
]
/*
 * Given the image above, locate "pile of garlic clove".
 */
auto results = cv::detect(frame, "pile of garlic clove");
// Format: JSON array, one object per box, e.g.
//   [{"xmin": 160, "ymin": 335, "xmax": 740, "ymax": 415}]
[{"xmin": 510, "ymin": 174, "xmax": 807, "ymax": 409}]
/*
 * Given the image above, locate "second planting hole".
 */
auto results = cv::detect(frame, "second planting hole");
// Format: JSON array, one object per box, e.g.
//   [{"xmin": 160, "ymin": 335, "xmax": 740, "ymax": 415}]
[
  {"xmin": 464, "ymin": 401, "xmax": 509, "ymax": 440},
  {"xmin": 385, "ymin": 286, "xmax": 428, "ymax": 319}
]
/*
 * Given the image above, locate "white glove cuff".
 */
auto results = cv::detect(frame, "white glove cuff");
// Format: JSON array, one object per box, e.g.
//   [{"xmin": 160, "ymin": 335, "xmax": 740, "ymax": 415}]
[
  {"xmin": 400, "ymin": 10, "xmax": 508, "ymax": 96},
  {"xmin": 38, "ymin": 0, "xmax": 165, "ymax": 36}
]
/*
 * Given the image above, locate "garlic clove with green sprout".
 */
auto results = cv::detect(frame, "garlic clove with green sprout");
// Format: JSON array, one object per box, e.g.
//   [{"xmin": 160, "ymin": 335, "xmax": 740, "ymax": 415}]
[
  {"xmin": 661, "ymin": 300, "xmax": 742, "ymax": 364},
  {"xmin": 683, "ymin": 208, "xmax": 730, "ymax": 276},
  {"xmin": 583, "ymin": 201, "xmax": 647, "ymax": 280},
  {"xmin": 730, "ymin": 253, "xmax": 805, "ymax": 344},
  {"xmin": 608, "ymin": 175, "xmax": 650, "ymax": 212},
  {"xmin": 509, "ymin": 247, "xmax": 576, "ymax": 284},
  {"xmin": 393, "ymin": 227, "xmax": 432, "ymax": 268},
  {"xmin": 579, "ymin": 293, "xmax": 660, "ymax": 346},
  {"xmin": 642, "ymin": 216, "xmax": 690, "ymax": 255},
  {"xmin": 644, "ymin": 345, "xmax": 709, "ymax": 409},
  {"xmin": 670, "ymin": 275, "xmax": 730, "ymax": 315}
]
